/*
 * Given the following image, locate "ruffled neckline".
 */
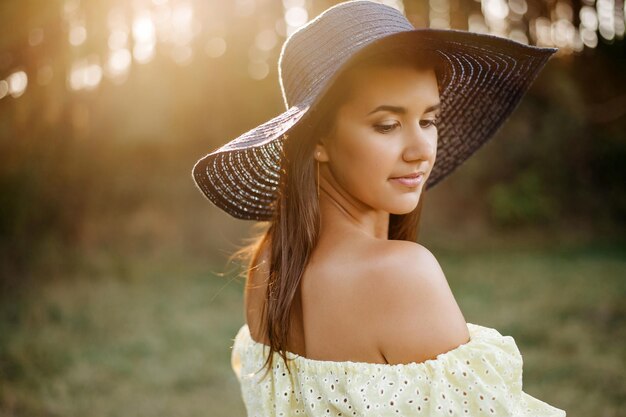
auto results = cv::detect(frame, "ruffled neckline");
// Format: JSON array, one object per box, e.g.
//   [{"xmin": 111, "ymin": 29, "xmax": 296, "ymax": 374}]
[{"xmin": 234, "ymin": 321, "xmax": 501, "ymax": 373}]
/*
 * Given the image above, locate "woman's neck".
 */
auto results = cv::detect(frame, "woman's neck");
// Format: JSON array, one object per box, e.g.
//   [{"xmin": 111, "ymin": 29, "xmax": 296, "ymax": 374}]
[{"xmin": 318, "ymin": 187, "xmax": 389, "ymax": 241}]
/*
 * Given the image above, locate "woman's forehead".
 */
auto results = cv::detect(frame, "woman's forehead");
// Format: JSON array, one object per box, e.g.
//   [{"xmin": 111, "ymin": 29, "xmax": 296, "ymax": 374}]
[{"xmin": 342, "ymin": 65, "xmax": 440, "ymax": 112}]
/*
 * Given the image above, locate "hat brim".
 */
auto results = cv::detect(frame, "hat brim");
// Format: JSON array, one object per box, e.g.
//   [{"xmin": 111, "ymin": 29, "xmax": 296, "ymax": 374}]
[
  {"xmin": 192, "ymin": 102, "xmax": 311, "ymax": 220},
  {"xmin": 192, "ymin": 29, "xmax": 557, "ymax": 221}
]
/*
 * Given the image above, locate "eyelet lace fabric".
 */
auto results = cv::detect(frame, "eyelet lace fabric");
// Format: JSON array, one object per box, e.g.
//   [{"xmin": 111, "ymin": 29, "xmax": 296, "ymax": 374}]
[{"xmin": 231, "ymin": 322, "xmax": 566, "ymax": 417}]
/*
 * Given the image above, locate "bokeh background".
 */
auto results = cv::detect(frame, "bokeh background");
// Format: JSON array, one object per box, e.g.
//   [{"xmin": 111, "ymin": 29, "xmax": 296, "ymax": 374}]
[{"xmin": 1, "ymin": 0, "xmax": 625, "ymax": 416}]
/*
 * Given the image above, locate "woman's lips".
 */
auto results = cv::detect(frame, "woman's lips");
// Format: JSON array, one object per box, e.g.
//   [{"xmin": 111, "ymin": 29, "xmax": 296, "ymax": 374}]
[{"xmin": 389, "ymin": 172, "xmax": 425, "ymax": 188}]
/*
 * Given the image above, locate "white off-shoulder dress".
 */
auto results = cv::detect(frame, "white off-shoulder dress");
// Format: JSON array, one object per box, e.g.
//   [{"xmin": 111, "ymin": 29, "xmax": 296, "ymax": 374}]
[{"xmin": 231, "ymin": 322, "xmax": 566, "ymax": 417}]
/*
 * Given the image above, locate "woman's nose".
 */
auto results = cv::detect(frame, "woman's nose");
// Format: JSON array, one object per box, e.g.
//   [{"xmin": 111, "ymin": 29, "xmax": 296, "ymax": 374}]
[{"xmin": 402, "ymin": 125, "xmax": 436, "ymax": 162}]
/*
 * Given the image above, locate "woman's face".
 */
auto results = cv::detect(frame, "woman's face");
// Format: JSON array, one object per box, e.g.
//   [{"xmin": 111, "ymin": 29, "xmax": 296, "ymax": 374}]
[{"xmin": 317, "ymin": 64, "xmax": 440, "ymax": 215}]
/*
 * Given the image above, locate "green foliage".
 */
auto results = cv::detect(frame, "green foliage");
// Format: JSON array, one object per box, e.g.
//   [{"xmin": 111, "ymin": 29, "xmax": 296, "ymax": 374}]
[
  {"xmin": 586, "ymin": 131, "xmax": 626, "ymax": 224},
  {"xmin": 0, "ymin": 255, "xmax": 246, "ymax": 416},
  {"xmin": 474, "ymin": 59, "xmax": 626, "ymax": 231},
  {"xmin": 487, "ymin": 170, "xmax": 559, "ymax": 227},
  {"xmin": 0, "ymin": 137, "xmax": 95, "ymax": 289}
]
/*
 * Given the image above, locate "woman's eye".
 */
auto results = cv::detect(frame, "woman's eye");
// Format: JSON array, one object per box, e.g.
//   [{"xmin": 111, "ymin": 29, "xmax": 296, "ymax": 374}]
[
  {"xmin": 374, "ymin": 122, "xmax": 399, "ymax": 133},
  {"xmin": 420, "ymin": 118, "xmax": 439, "ymax": 128}
]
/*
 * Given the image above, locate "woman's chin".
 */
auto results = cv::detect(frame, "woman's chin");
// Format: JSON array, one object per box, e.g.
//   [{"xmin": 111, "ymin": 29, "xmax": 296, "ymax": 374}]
[{"xmin": 387, "ymin": 196, "xmax": 421, "ymax": 215}]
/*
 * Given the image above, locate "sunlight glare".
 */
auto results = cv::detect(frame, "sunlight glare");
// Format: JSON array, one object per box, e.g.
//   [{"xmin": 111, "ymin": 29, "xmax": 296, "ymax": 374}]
[
  {"xmin": 429, "ymin": 0, "xmax": 451, "ymax": 29},
  {"xmin": 597, "ymin": 0, "xmax": 616, "ymax": 40},
  {"xmin": 555, "ymin": 1, "xmax": 574, "ymax": 21},
  {"xmin": 106, "ymin": 48, "xmax": 132, "ymax": 79},
  {"xmin": 282, "ymin": 0, "xmax": 305, "ymax": 7},
  {"xmin": 205, "ymin": 37, "xmax": 227, "ymax": 58},
  {"xmin": 7, "ymin": 71, "xmax": 28, "ymax": 98},
  {"xmin": 482, "ymin": 0, "xmax": 509, "ymax": 21},
  {"xmin": 171, "ymin": 3, "xmax": 196, "ymax": 46},
  {"xmin": 532, "ymin": 17, "xmax": 553, "ymax": 46},
  {"xmin": 248, "ymin": 60, "xmax": 269, "ymax": 80},
  {"xmin": 468, "ymin": 13, "xmax": 489, "ymax": 33},
  {"xmin": 69, "ymin": 24, "xmax": 87, "ymax": 46},
  {"xmin": 284, "ymin": 5, "xmax": 308, "ymax": 36},
  {"xmin": 0, "ymin": 80, "xmax": 9, "ymax": 100},
  {"xmin": 108, "ymin": 7, "xmax": 128, "ymax": 30},
  {"xmin": 255, "ymin": 29, "xmax": 277, "ymax": 51},
  {"xmin": 508, "ymin": 28, "xmax": 529, "ymax": 44},
  {"xmin": 85, "ymin": 66, "xmax": 103, "ymax": 90},
  {"xmin": 580, "ymin": 27, "xmax": 598, "ymax": 48},
  {"xmin": 235, "ymin": 0, "xmax": 256, "ymax": 17},
  {"xmin": 29, "ymin": 28, "xmax": 44, "ymax": 46},
  {"xmin": 69, "ymin": 57, "xmax": 102, "ymax": 91},
  {"xmin": 63, "ymin": 0, "xmax": 80, "ymax": 18},
  {"xmin": 134, "ymin": 43, "xmax": 156, "ymax": 64},
  {"xmin": 580, "ymin": 6, "xmax": 598, "ymax": 31},
  {"xmin": 507, "ymin": 0, "xmax": 527, "ymax": 16},
  {"xmin": 552, "ymin": 18, "xmax": 576, "ymax": 49},
  {"xmin": 109, "ymin": 30, "xmax": 129, "ymax": 50},
  {"xmin": 275, "ymin": 18, "xmax": 287, "ymax": 37},
  {"xmin": 133, "ymin": 14, "xmax": 156, "ymax": 44},
  {"xmin": 153, "ymin": 5, "xmax": 173, "ymax": 43},
  {"xmin": 284, "ymin": 6, "xmax": 308, "ymax": 27},
  {"xmin": 7, "ymin": 0, "xmax": 616, "ymax": 101},
  {"xmin": 172, "ymin": 3, "xmax": 193, "ymax": 28},
  {"xmin": 132, "ymin": 11, "xmax": 157, "ymax": 64}
]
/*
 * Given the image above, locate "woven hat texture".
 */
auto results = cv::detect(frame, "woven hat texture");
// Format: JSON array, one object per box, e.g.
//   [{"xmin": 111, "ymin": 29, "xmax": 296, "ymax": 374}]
[{"xmin": 192, "ymin": 0, "xmax": 558, "ymax": 220}]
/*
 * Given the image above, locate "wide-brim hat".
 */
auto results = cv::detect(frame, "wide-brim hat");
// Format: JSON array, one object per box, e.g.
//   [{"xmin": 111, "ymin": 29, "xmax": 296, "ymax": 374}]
[{"xmin": 192, "ymin": 0, "xmax": 558, "ymax": 221}]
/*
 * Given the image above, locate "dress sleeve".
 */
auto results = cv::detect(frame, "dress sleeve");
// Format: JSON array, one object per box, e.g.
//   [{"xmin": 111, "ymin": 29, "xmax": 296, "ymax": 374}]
[
  {"xmin": 230, "ymin": 336, "xmax": 242, "ymax": 383},
  {"xmin": 295, "ymin": 324, "xmax": 566, "ymax": 417}
]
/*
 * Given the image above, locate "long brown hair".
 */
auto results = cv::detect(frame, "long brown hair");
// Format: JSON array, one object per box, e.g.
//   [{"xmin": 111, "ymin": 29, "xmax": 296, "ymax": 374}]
[{"xmin": 232, "ymin": 47, "xmax": 444, "ymax": 380}]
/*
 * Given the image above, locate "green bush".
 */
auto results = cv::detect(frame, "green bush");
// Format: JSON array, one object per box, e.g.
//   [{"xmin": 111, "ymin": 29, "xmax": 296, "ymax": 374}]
[{"xmin": 487, "ymin": 170, "xmax": 560, "ymax": 227}]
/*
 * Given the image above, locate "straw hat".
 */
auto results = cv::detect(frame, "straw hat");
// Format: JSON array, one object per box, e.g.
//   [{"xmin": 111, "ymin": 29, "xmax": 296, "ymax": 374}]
[{"xmin": 192, "ymin": 0, "xmax": 558, "ymax": 220}]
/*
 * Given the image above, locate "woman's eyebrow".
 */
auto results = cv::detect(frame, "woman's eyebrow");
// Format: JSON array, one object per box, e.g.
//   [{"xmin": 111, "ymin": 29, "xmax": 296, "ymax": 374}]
[
  {"xmin": 368, "ymin": 105, "xmax": 406, "ymax": 115},
  {"xmin": 367, "ymin": 102, "xmax": 441, "ymax": 115},
  {"xmin": 427, "ymin": 102, "xmax": 442, "ymax": 112}
]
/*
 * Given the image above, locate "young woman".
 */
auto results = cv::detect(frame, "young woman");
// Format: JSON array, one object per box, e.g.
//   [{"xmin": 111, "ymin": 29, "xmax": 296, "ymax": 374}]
[{"xmin": 192, "ymin": 1, "xmax": 566, "ymax": 416}]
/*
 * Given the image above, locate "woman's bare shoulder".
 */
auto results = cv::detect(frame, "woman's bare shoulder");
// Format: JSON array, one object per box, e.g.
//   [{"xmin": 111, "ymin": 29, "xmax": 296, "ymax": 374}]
[
  {"xmin": 362, "ymin": 239, "xmax": 441, "ymax": 273},
  {"xmin": 308, "ymin": 239, "xmax": 439, "ymax": 290},
  {"xmin": 356, "ymin": 239, "xmax": 471, "ymax": 364},
  {"xmin": 301, "ymin": 238, "xmax": 469, "ymax": 363}
]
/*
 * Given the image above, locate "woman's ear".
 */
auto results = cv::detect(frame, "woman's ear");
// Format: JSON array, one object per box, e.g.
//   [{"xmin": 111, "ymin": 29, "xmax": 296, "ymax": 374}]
[{"xmin": 314, "ymin": 142, "xmax": 330, "ymax": 162}]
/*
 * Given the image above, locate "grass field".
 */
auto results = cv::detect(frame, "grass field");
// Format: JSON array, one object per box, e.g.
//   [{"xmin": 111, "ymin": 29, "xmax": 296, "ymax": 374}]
[{"xmin": 1, "ymin": 240, "xmax": 624, "ymax": 417}]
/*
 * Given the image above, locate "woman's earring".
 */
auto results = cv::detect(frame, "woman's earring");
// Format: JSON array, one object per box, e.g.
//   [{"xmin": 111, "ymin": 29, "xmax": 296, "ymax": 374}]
[
  {"xmin": 317, "ymin": 160, "xmax": 320, "ymax": 198},
  {"xmin": 315, "ymin": 151, "xmax": 321, "ymax": 198}
]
